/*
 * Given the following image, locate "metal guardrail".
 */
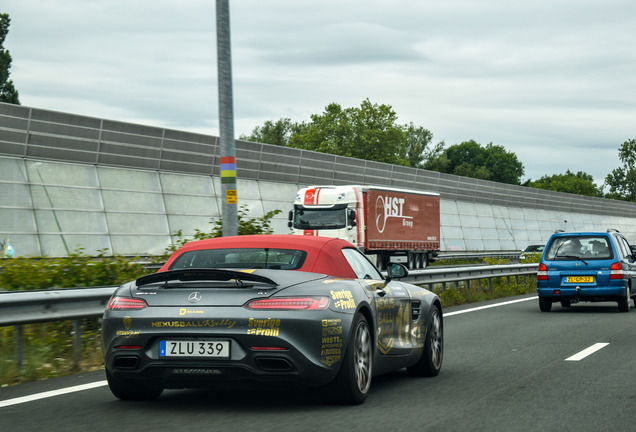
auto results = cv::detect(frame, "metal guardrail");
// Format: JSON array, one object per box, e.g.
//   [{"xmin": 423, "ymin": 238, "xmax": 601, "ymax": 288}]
[
  {"xmin": 0, "ymin": 286, "xmax": 117, "ymax": 327},
  {"xmin": 0, "ymin": 264, "xmax": 538, "ymax": 367},
  {"xmin": 0, "ymin": 264, "xmax": 538, "ymax": 328},
  {"xmin": 408, "ymin": 263, "xmax": 538, "ymax": 290}
]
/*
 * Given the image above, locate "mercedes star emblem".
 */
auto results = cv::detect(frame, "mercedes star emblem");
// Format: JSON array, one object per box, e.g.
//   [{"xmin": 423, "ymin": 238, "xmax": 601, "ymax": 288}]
[{"xmin": 188, "ymin": 291, "xmax": 202, "ymax": 303}]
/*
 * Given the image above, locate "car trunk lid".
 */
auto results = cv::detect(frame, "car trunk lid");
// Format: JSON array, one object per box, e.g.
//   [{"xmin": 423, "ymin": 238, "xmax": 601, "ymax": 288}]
[{"xmin": 130, "ymin": 268, "xmax": 329, "ymax": 307}]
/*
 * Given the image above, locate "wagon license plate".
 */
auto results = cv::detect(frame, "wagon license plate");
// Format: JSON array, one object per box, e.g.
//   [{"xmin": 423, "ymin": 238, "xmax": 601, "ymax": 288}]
[
  {"xmin": 565, "ymin": 276, "xmax": 594, "ymax": 283},
  {"xmin": 159, "ymin": 340, "xmax": 230, "ymax": 358}
]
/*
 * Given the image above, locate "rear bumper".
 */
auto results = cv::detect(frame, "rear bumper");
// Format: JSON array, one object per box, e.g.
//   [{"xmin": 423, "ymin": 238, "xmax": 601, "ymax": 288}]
[
  {"xmin": 537, "ymin": 282, "xmax": 628, "ymax": 302},
  {"xmin": 104, "ymin": 349, "xmax": 336, "ymax": 389}
]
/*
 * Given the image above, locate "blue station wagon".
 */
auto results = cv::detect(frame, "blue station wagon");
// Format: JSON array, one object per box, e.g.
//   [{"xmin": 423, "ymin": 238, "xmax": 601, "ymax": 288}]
[{"xmin": 537, "ymin": 230, "xmax": 636, "ymax": 312}]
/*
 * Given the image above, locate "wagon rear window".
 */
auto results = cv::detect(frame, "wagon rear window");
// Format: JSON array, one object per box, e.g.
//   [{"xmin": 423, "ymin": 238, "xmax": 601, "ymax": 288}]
[
  {"xmin": 545, "ymin": 236, "xmax": 613, "ymax": 260},
  {"xmin": 170, "ymin": 248, "xmax": 307, "ymax": 270}
]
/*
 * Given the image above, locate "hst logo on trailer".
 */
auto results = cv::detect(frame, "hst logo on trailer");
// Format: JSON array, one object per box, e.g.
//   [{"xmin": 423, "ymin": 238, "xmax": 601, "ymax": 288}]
[{"xmin": 375, "ymin": 195, "xmax": 413, "ymax": 233}]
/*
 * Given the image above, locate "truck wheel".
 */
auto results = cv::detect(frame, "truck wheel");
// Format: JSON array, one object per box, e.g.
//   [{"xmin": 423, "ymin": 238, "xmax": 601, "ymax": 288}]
[
  {"xmin": 412, "ymin": 253, "xmax": 423, "ymax": 269},
  {"xmin": 407, "ymin": 252, "xmax": 415, "ymax": 270}
]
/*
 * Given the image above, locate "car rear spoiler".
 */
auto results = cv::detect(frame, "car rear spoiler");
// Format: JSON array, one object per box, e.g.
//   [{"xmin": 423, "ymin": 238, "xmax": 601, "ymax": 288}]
[{"xmin": 136, "ymin": 269, "xmax": 279, "ymax": 287}]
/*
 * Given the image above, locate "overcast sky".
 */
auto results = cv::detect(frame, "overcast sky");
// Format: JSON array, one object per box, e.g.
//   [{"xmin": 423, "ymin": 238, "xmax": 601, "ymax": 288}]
[{"xmin": 2, "ymin": 0, "xmax": 635, "ymax": 185}]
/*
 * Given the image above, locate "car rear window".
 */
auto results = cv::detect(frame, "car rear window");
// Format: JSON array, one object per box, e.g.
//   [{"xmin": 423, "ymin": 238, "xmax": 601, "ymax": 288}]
[
  {"xmin": 544, "ymin": 235, "xmax": 613, "ymax": 260},
  {"xmin": 170, "ymin": 248, "xmax": 307, "ymax": 270}
]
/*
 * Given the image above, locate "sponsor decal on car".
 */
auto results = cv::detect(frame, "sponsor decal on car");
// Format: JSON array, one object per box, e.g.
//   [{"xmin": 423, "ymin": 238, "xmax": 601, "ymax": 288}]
[
  {"xmin": 321, "ymin": 318, "xmax": 343, "ymax": 366},
  {"xmin": 246, "ymin": 317, "xmax": 281, "ymax": 336},
  {"xmin": 179, "ymin": 308, "xmax": 204, "ymax": 316},
  {"xmin": 151, "ymin": 319, "xmax": 236, "ymax": 328},
  {"xmin": 330, "ymin": 289, "xmax": 356, "ymax": 310},
  {"xmin": 116, "ymin": 316, "xmax": 141, "ymax": 335}
]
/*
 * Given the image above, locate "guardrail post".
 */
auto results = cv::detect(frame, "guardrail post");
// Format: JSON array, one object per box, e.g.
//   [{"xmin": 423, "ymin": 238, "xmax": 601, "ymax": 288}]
[
  {"xmin": 72, "ymin": 320, "xmax": 82, "ymax": 364},
  {"xmin": 15, "ymin": 325, "xmax": 24, "ymax": 369}
]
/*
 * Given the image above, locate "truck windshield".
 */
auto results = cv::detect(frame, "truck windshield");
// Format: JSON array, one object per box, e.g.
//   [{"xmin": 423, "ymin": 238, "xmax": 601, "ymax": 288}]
[{"xmin": 293, "ymin": 208, "xmax": 346, "ymax": 230}]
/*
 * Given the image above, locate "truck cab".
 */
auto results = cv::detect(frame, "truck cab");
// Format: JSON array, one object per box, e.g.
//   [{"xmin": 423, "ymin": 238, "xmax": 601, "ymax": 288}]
[{"xmin": 288, "ymin": 186, "xmax": 363, "ymax": 247}]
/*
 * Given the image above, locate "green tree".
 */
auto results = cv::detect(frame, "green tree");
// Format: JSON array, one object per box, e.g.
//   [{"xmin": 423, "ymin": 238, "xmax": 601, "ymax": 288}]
[
  {"xmin": 403, "ymin": 123, "xmax": 444, "ymax": 169},
  {"xmin": 0, "ymin": 12, "xmax": 20, "ymax": 104},
  {"xmin": 605, "ymin": 138, "xmax": 636, "ymax": 201},
  {"xmin": 524, "ymin": 170, "xmax": 603, "ymax": 197},
  {"xmin": 239, "ymin": 118, "xmax": 300, "ymax": 146},
  {"xmin": 288, "ymin": 99, "xmax": 407, "ymax": 165},
  {"xmin": 243, "ymin": 100, "xmax": 442, "ymax": 168},
  {"xmin": 424, "ymin": 140, "xmax": 524, "ymax": 185}
]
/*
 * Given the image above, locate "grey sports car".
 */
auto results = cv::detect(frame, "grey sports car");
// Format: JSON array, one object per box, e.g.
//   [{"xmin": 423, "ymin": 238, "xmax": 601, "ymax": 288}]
[{"xmin": 102, "ymin": 235, "xmax": 443, "ymax": 404}]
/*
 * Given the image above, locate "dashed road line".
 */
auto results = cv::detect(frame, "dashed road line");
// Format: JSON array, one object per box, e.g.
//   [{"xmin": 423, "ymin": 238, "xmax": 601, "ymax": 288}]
[
  {"xmin": 565, "ymin": 343, "xmax": 610, "ymax": 361},
  {"xmin": 0, "ymin": 380, "xmax": 107, "ymax": 408}
]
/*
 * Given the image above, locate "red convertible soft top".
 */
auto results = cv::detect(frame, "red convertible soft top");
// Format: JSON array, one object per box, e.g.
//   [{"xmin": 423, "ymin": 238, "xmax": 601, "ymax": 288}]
[{"xmin": 159, "ymin": 235, "xmax": 359, "ymax": 278}]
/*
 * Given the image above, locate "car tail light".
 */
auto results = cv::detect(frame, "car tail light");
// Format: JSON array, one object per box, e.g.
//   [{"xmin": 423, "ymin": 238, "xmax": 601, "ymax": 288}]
[
  {"xmin": 245, "ymin": 297, "xmax": 330, "ymax": 310},
  {"xmin": 610, "ymin": 262, "xmax": 625, "ymax": 279},
  {"xmin": 107, "ymin": 296, "xmax": 148, "ymax": 310},
  {"xmin": 537, "ymin": 263, "xmax": 548, "ymax": 281}
]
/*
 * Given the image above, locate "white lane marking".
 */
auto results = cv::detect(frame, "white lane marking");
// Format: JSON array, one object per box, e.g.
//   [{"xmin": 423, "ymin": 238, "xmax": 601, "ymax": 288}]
[
  {"xmin": 444, "ymin": 296, "xmax": 537, "ymax": 316},
  {"xmin": 565, "ymin": 343, "xmax": 610, "ymax": 361},
  {"xmin": 0, "ymin": 380, "xmax": 107, "ymax": 408}
]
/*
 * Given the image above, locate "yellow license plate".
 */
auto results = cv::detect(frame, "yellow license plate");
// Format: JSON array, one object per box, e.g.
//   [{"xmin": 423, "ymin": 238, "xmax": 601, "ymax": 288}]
[{"xmin": 566, "ymin": 276, "xmax": 594, "ymax": 283}]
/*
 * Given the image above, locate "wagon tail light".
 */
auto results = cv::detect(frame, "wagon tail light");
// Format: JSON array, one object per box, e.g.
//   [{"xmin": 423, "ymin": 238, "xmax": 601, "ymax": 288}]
[
  {"xmin": 107, "ymin": 296, "xmax": 148, "ymax": 310},
  {"xmin": 537, "ymin": 263, "xmax": 548, "ymax": 281},
  {"xmin": 610, "ymin": 262, "xmax": 625, "ymax": 279},
  {"xmin": 245, "ymin": 297, "xmax": 330, "ymax": 310}
]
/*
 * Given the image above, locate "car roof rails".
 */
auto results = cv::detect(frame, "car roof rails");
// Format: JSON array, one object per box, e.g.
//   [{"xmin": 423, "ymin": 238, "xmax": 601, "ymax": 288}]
[
  {"xmin": 554, "ymin": 229, "xmax": 564, "ymax": 233},
  {"xmin": 607, "ymin": 228, "xmax": 620, "ymax": 233}
]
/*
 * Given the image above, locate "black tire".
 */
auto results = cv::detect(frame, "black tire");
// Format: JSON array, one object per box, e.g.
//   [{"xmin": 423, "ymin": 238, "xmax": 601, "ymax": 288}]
[
  {"xmin": 539, "ymin": 297, "xmax": 552, "ymax": 312},
  {"xmin": 407, "ymin": 304, "xmax": 443, "ymax": 377},
  {"xmin": 421, "ymin": 253, "xmax": 429, "ymax": 269},
  {"xmin": 330, "ymin": 314, "xmax": 373, "ymax": 405},
  {"xmin": 106, "ymin": 370, "xmax": 163, "ymax": 400},
  {"xmin": 618, "ymin": 287, "xmax": 631, "ymax": 312}
]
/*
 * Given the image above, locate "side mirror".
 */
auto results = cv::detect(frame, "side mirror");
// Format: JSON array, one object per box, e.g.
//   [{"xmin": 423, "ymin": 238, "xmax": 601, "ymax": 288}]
[
  {"xmin": 386, "ymin": 263, "xmax": 408, "ymax": 282},
  {"xmin": 347, "ymin": 208, "xmax": 357, "ymax": 227}
]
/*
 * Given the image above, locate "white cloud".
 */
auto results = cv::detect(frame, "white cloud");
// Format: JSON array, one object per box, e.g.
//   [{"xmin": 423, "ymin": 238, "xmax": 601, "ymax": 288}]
[{"xmin": 2, "ymin": 0, "xmax": 634, "ymax": 184}]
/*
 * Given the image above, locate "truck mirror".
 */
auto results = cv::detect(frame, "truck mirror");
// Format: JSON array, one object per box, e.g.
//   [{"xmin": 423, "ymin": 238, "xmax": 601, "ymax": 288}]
[
  {"xmin": 348, "ymin": 209, "xmax": 357, "ymax": 227},
  {"xmin": 287, "ymin": 210, "xmax": 294, "ymax": 229}
]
